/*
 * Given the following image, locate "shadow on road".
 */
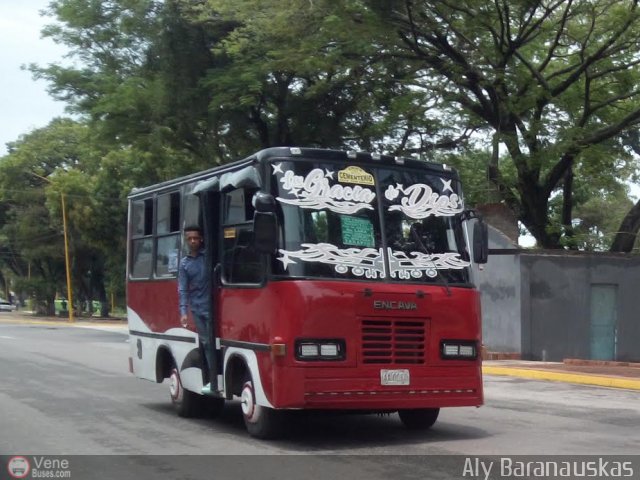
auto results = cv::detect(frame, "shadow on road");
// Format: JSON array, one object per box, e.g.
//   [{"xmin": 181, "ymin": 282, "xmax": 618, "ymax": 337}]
[{"xmin": 141, "ymin": 398, "xmax": 490, "ymax": 451}]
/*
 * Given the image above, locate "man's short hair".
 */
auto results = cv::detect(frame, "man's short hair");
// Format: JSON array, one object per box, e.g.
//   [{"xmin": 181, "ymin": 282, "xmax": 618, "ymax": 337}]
[{"xmin": 184, "ymin": 225, "xmax": 203, "ymax": 235}]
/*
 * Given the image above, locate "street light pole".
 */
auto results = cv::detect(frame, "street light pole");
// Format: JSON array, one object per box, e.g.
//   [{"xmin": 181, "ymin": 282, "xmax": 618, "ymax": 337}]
[
  {"xmin": 60, "ymin": 193, "xmax": 74, "ymax": 323},
  {"xmin": 29, "ymin": 172, "xmax": 74, "ymax": 322}
]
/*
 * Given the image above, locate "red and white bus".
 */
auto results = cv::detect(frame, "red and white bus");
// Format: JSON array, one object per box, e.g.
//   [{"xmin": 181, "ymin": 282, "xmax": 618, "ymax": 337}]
[{"xmin": 127, "ymin": 147, "xmax": 488, "ymax": 438}]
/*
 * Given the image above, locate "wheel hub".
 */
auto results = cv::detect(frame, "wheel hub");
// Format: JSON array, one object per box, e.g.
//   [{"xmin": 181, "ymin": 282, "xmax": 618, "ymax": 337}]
[
  {"xmin": 241, "ymin": 384, "xmax": 255, "ymax": 419},
  {"xmin": 169, "ymin": 370, "xmax": 182, "ymax": 401}
]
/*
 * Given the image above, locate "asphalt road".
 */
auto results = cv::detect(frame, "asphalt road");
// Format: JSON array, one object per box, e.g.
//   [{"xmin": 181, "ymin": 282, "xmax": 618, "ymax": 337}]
[{"xmin": 0, "ymin": 319, "xmax": 638, "ymax": 478}]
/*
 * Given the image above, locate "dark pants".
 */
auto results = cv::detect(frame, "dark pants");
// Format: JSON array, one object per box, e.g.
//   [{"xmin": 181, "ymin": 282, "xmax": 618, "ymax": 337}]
[{"xmin": 193, "ymin": 313, "xmax": 212, "ymax": 382}]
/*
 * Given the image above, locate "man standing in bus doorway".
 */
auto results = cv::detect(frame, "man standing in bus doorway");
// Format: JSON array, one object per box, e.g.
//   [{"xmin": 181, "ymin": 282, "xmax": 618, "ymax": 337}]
[{"xmin": 178, "ymin": 225, "xmax": 214, "ymax": 394}]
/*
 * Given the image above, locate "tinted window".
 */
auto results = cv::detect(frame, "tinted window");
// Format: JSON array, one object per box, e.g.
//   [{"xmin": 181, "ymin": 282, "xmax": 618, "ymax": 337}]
[
  {"xmin": 379, "ymin": 168, "xmax": 469, "ymax": 284},
  {"xmin": 131, "ymin": 199, "xmax": 153, "ymax": 236},
  {"xmin": 271, "ymin": 160, "xmax": 383, "ymax": 280},
  {"xmin": 157, "ymin": 192, "xmax": 180, "ymax": 235},
  {"xmin": 155, "ymin": 191, "xmax": 181, "ymax": 278},
  {"xmin": 269, "ymin": 159, "xmax": 471, "ymax": 284},
  {"xmin": 221, "ymin": 188, "xmax": 262, "ymax": 284},
  {"xmin": 130, "ymin": 198, "xmax": 154, "ymax": 278},
  {"xmin": 131, "ymin": 238, "xmax": 153, "ymax": 278},
  {"xmin": 156, "ymin": 234, "xmax": 180, "ymax": 277}
]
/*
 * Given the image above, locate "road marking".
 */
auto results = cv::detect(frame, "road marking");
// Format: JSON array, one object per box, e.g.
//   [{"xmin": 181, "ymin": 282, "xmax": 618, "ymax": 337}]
[{"xmin": 0, "ymin": 335, "xmax": 15, "ymax": 339}]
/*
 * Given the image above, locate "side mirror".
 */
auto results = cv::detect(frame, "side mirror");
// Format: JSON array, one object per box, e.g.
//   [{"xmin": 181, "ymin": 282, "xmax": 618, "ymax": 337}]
[
  {"xmin": 473, "ymin": 219, "xmax": 489, "ymax": 264},
  {"xmin": 253, "ymin": 192, "xmax": 276, "ymax": 213},
  {"xmin": 253, "ymin": 212, "xmax": 278, "ymax": 254}
]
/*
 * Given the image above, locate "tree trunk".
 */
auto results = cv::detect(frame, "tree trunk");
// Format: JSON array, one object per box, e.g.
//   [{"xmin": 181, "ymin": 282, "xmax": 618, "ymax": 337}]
[
  {"xmin": 610, "ymin": 199, "xmax": 640, "ymax": 252},
  {"xmin": 90, "ymin": 265, "xmax": 109, "ymax": 317},
  {"xmin": 519, "ymin": 180, "xmax": 562, "ymax": 248},
  {"xmin": 562, "ymin": 166, "xmax": 577, "ymax": 249},
  {"xmin": 487, "ymin": 131, "xmax": 502, "ymax": 203}
]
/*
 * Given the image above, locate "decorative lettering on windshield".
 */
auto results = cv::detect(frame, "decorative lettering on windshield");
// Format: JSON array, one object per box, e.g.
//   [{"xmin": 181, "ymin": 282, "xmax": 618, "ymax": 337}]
[
  {"xmin": 277, "ymin": 244, "xmax": 386, "ymax": 279},
  {"xmin": 273, "ymin": 163, "xmax": 376, "ymax": 214},
  {"xmin": 387, "ymin": 249, "xmax": 470, "ymax": 279},
  {"xmin": 277, "ymin": 244, "xmax": 470, "ymax": 280},
  {"xmin": 384, "ymin": 179, "xmax": 463, "ymax": 219}
]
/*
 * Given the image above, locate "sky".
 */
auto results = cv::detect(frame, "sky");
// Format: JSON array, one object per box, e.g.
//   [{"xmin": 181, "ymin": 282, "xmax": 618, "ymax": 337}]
[{"xmin": 0, "ymin": 0, "xmax": 67, "ymax": 156}]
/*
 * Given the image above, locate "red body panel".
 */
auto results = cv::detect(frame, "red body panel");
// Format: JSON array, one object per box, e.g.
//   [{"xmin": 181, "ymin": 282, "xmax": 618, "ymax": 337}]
[
  {"xmin": 219, "ymin": 280, "xmax": 483, "ymax": 410},
  {"xmin": 129, "ymin": 278, "xmax": 483, "ymax": 410},
  {"xmin": 128, "ymin": 280, "xmax": 181, "ymax": 333}
]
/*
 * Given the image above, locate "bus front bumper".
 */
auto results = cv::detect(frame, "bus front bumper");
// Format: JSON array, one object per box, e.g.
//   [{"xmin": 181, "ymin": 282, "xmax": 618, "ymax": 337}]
[{"xmin": 270, "ymin": 365, "xmax": 483, "ymax": 410}]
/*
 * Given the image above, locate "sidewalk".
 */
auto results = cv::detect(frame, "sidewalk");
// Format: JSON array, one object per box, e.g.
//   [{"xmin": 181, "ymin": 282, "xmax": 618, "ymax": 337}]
[{"xmin": 483, "ymin": 359, "xmax": 640, "ymax": 391}]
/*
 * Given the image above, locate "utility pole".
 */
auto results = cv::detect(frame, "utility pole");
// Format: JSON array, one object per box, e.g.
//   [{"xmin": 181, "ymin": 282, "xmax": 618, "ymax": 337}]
[
  {"xmin": 60, "ymin": 193, "xmax": 74, "ymax": 323},
  {"xmin": 29, "ymin": 172, "xmax": 74, "ymax": 322}
]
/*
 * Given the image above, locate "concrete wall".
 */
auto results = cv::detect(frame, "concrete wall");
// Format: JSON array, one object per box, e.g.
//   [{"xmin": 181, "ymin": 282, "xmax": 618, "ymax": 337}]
[
  {"xmin": 474, "ymin": 221, "xmax": 640, "ymax": 361},
  {"xmin": 521, "ymin": 255, "xmax": 589, "ymax": 361},
  {"xmin": 478, "ymin": 252, "xmax": 521, "ymax": 353},
  {"xmin": 520, "ymin": 253, "xmax": 640, "ymax": 362},
  {"xmin": 475, "ymin": 225, "xmax": 521, "ymax": 354}
]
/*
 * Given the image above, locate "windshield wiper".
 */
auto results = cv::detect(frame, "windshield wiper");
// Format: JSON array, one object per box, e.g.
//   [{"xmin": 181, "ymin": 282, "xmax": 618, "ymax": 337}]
[{"xmin": 409, "ymin": 223, "xmax": 452, "ymax": 297}]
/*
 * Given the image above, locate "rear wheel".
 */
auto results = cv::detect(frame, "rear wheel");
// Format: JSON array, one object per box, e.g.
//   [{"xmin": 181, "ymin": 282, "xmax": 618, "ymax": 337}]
[
  {"xmin": 169, "ymin": 366, "xmax": 204, "ymax": 418},
  {"xmin": 240, "ymin": 374, "xmax": 283, "ymax": 439},
  {"xmin": 398, "ymin": 408, "xmax": 440, "ymax": 430}
]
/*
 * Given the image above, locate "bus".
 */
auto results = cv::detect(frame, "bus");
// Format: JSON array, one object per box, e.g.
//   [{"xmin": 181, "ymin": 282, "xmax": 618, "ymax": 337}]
[{"xmin": 126, "ymin": 147, "xmax": 488, "ymax": 438}]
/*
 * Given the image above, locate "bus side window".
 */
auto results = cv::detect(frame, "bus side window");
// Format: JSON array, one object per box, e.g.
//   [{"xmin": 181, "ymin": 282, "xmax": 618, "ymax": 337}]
[
  {"xmin": 130, "ymin": 198, "xmax": 153, "ymax": 278},
  {"xmin": 155, "ymin": 191, "xmax": 181, "ymax": 277},
  {"xmin": 221, "ymin": 188, "xmax": 262, "ymax": 284},
  {"xmin": 182, "ymin": 192, "xmax": 201, "ymax": 238}
]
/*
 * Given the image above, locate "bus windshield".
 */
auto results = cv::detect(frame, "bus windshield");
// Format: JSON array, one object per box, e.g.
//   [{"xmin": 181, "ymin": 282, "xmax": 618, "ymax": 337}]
[{"xmin": 270, "ymin": 159, "xmax": 471, "ymax": 284}]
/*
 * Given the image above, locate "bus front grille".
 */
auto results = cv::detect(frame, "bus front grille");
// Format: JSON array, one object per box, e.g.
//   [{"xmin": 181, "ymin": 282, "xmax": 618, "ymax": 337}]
[{"xmin": 361, "ymin": 319, "xmax": 425, "ymax": 364}]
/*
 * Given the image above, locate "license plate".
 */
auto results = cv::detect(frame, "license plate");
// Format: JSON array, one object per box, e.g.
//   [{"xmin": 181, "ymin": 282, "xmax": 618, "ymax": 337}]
[{"xmin": 380, "ymin": 369, "xmax": 410, "ymax": 386}]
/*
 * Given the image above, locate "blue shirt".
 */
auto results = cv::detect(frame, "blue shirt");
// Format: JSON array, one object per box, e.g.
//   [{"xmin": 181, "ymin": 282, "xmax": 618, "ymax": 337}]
[{"xmin": 178, "ymin": 249, "xmax": 210, "ymax": 317}]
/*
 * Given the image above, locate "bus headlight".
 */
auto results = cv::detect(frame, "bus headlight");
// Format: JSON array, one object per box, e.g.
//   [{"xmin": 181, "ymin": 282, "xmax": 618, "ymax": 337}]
[
  {"xmin": 299, "ymin": 344, "xmax": 319, "ymax": 357},
  {"xmin": 295, "ymin": 339, "xmax": 345, "ymax": 361},
  {"xmin": 441, "ymin": 340, "xmax": 477, "ymax": 360}
]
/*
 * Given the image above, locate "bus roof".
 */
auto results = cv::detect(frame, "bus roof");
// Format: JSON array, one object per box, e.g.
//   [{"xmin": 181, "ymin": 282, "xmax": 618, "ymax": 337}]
[{"xmin": 128, "ymin": 147, "xmax": 458, "ymax": 199}]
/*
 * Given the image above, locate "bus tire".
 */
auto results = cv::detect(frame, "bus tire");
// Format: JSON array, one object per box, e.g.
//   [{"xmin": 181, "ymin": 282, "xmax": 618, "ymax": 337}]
[
  {"xmin": 240, "ymin": 374, "xmax": 283, "ymax": 439},
  {"xmin": 169, "ymin": 366, "xmax": 204, "ymax": 418},
  {"xmin": 398, "ymin": 408, "xmax": 440, "ymax": 430}
]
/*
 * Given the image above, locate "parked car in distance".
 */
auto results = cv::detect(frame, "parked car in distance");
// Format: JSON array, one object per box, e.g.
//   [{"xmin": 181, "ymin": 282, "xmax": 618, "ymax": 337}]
[{"xmin": 0, "ymin": 298, "xmax": 16, "ymax": 312}]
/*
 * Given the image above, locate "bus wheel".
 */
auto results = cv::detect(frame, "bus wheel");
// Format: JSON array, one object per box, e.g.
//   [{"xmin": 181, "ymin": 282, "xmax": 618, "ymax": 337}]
[
  {"xmin": 169, "ymin": 366, "xmax": 203, "ymax": 418},
  {"xmin": 398, "ymin": 408, "xmax": 440, "ymax": 430},
  {"xmin": 240, "ymin": 375, "xmax": 283, "ymax": 439}
]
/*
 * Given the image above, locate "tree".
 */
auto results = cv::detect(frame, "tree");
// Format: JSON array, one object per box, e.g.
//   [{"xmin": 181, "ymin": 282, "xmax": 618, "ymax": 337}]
[
  {"xmin": 0, "ymin": 119, "xmax": 115, "ymax": 314},
  {"xmin": 34, "ymin": 0, "xmax": 452, "ymax": 163},
  {"xmin": 27, "ymin": 0, "xmax": 640, "ymax": 252},
  {"xmin": 360, "ymin": 0, "xmax": 640, "ymax": 249},
  {"xmin": 199, "ymin": 0, "xmax": 463, "ymax": 156},
  {"xmin": 31, "ymin": 0, "xmax": 237, "ymax": 168}
]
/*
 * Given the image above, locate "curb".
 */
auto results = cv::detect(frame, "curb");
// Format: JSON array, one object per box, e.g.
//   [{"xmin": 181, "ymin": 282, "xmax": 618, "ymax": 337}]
[{"xmin": 483, "ymin": 366, "xmax": 640, "ymax": 391}]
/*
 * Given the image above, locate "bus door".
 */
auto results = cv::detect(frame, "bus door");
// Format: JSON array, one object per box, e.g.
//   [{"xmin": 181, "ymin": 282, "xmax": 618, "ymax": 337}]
[{"xmin": 199, "ymin": 189, "xmax": 223, "ymax": 390}]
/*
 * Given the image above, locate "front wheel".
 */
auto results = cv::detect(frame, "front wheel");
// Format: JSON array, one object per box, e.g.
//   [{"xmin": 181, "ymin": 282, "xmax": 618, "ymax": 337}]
[
  {"xmin": 169, "ymin": 366, "xmax": 204, "ymax": 418},
  {"xmin": 240, "ymin": 375, "xmax": 283, "ymax": 439},
  {"xmin": 398, "ymin": 408, "xmax": 440, "ymax": 430}
]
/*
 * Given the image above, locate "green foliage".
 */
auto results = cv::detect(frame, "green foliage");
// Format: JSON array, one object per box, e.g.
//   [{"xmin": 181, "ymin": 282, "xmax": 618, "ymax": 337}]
[
  {"xmin": 0, "ymin": 120, "xmax": 114, "ymax": 313},
  {"xmin": 358, "ymin": 0, "xmax": 640, "ymax": 248}
]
